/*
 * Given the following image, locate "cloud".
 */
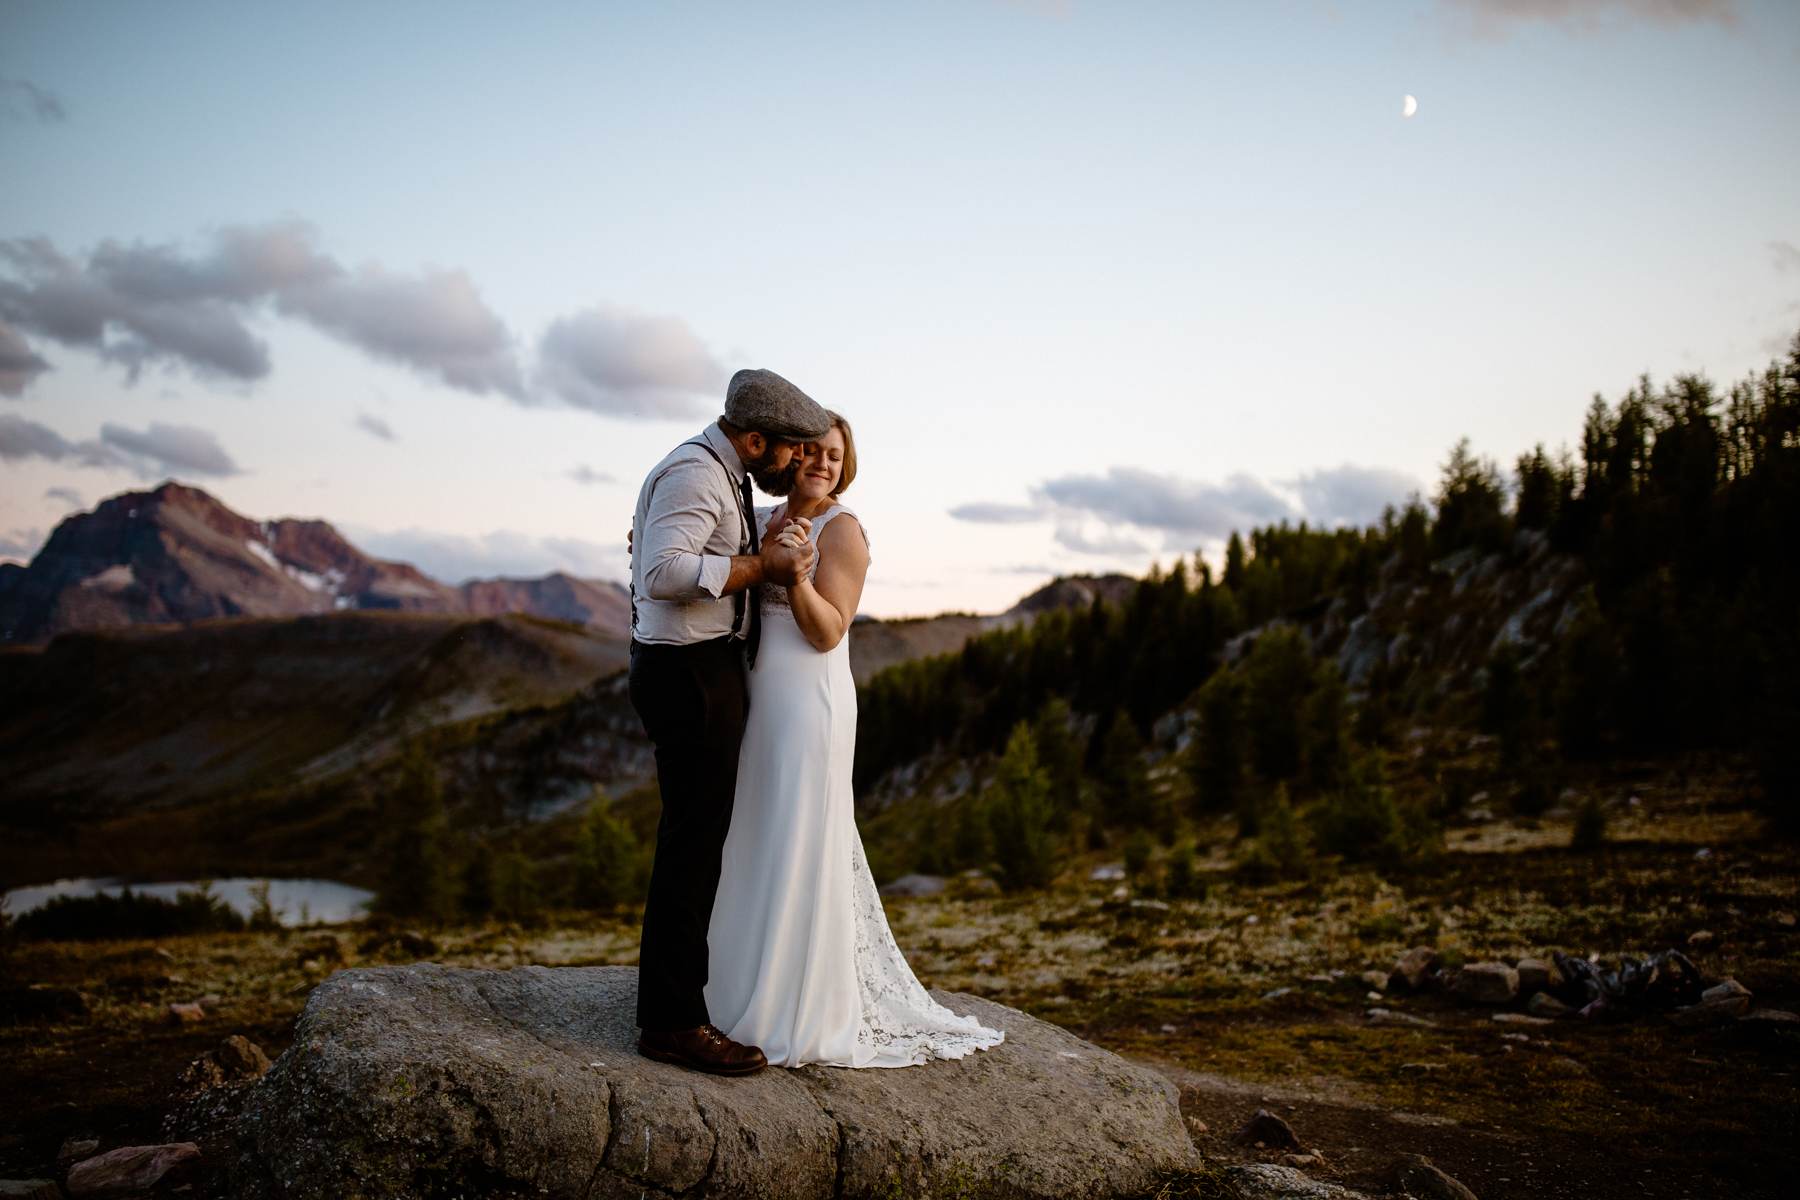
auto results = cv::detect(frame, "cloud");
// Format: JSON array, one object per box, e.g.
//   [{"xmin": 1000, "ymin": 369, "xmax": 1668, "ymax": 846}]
[
  {"xmin": 1770, "ymin": 240, "xmax": 1800, "ymax": 274},
  {"xmin": 948, "ymin": 501, "xmax": 1047, "ymax": 524},
  {"xmin": 1053, "ymin": 524, "xmax": 1149, "ymax": 556},
  {"xmin": 355, "ymin": 412, "xmax": 397, "ymax": 442},
  {"xmin": 567, "ymin": 464, "xmax": 615, "ymax": 486},
  {"xmin": 0, "ymin": 526, "xmax": 46, "ymax": 563},
  {"xmin": 99, "ymin": 421, "xmax": 241, "ymax": 477},
  {"xmin": 0, "ymin": 412, "xmax": 240, "ymax": 478},
  {"xmin": 1439, "ymin": 0, "xmax": 1738, "ymax": 36},
  {"xmin": 1288, "ymin": 464, "xmax": 1424, "ymax": 528},
  {"xmin": 45, "ymin": 485, "xmax": 85, "ymax": 508},
  {"xmin": 536, "ymin": 305, "xmax": 724, "ymax": 419},
  {"xmin": 0, "ymin": 222, "xmax": 734, "ymax": 419},
  {"xmin": 0, "ymin": 319, "xmax": 50, "ymax": 396},
  {"xmin": 0, "ymin": 221, "xmax": 524, "ymax": 397},
  {"xmin": 340, "ymin": 523, "xmax": 629, "ymax": 586},
  {"xmin": 0, "ymin": 79, "xmax": 66, "ymax": 123},
  {"xmin": 1038, "ymin": 467, "xmax": 1296, "ymax": 540},
  {"xmin": 278, "ymin": 261, "xmax": 524, "ymax": 398},
  {"xmin": 0, "ymin": 412, "xmax": 122, "ymax": 469},
  {"xmin": 953, "ymin": 461, "xmax": 1424, "ymax": 558}
]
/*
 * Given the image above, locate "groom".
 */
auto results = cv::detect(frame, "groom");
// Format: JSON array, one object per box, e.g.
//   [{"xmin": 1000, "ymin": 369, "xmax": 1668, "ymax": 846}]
[{"xmin": 627, "ymin": 367, "xmax": 832, "ymax": 1075}]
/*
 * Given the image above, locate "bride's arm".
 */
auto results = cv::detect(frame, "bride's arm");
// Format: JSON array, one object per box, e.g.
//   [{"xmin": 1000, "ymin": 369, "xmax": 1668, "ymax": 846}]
[{"xmin": 786, "ymin": 515, "xmax": 869, "ymax": 653}]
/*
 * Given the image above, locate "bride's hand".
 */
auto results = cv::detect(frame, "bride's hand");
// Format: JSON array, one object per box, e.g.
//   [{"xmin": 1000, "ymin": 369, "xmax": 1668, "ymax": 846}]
[{"xmin": 773, "ymin": 517, "xmax": 811, "ymax": 549}]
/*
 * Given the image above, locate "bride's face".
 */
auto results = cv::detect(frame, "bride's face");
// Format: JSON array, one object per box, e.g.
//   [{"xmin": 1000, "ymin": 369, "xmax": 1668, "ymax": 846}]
[{"xmin": 792, "ymin": 428, "xmax": 846, "ymax": 502}]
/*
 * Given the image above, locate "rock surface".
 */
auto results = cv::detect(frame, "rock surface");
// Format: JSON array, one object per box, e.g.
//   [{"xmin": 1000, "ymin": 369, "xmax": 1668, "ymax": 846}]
[
  {"xmin": 180, "ymin": 963, "xmax": 1197, "ymax": 1199},
  {"xmin": 1395, "ymin": 1152, "xmax": 1480, "ymax": 1200},
  {"xmin": 1449, "ymin": 962, "xmax": 1519, "ymax": 1005},
  {"xmin": 1227, "ymin": 1163, "xmax": 1373, "ymax": 1199},
  {"xmin": 0, "ymin": 1182, "xmax": 61, "ymax": 1200},
  {"xmin": 65, "ymin": 1143, "xmax": 200, "ymax": 1196},
  {"xmin": 1388, "ymin": 947, "xmax": 1439, "ymax": 992}
]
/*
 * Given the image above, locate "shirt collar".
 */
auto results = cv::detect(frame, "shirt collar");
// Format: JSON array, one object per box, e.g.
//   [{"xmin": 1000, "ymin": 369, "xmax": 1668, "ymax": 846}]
[{"xmin": 698, "ymin": 420, "xmax": 747, "ymax": 478}]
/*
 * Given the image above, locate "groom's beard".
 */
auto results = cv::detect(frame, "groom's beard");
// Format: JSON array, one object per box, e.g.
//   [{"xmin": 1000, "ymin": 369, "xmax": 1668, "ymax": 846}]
[{"xmin": 747, "ymin": 452, "xmax": 801, "ymax": 496}]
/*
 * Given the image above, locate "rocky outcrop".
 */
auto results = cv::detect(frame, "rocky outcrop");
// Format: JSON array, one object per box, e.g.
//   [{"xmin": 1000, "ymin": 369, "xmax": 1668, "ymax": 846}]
[{"xmin": 174, "ymin": 963, "xmax": 1198, "ymax": 1199}]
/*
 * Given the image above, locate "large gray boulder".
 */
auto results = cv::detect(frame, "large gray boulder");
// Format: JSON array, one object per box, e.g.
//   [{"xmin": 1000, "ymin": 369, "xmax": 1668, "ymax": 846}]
[{"xmin": 179, "ymin": 963, "xmax": 1197, "ymax": 1199}]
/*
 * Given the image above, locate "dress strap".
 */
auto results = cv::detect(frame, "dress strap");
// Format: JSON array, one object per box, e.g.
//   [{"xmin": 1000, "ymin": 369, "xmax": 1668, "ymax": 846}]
[{"xmin": 808, "ymin": 504, "xmax": 869, "ymax": 553}]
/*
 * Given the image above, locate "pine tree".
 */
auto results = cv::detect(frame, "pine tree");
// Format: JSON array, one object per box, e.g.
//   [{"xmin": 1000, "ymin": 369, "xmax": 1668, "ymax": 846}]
[
  {"xmin": 375, "ymin": 741, "xmax": 456, "ymax": 924},
  {"xmin": 985, "ymin": 723, "xmax": 1058, "ymax": 891},
  {"xmin": 1031, "ymin": 696, "xmax": 1085, "ymax": 828},
  {"xmin": 492, "ymin": 838, "xmax": 542, "ymax": 922},
  {"xmin": 1191, "ymin": 671, "xmax": 1246, "ymax": 818},
  {"xmin": 1096, "ymin": 710, "xmax": 1153, "ymax": 828},
  {"xmin": 571, "ymin": 797, "xmax": 641, "ymax": 911}
]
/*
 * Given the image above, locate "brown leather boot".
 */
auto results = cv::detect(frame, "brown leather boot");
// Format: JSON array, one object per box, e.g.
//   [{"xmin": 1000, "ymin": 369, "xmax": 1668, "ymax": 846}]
[{"xmin": 637, "ymin": 1023, "xmax": 768, "ymax": 1075}]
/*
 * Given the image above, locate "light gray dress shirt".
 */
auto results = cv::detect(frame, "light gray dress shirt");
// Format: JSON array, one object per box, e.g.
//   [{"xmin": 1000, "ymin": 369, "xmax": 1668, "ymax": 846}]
[{"xmin": 629, "ymin": 422, "xmax": 753, "ymax": 646}]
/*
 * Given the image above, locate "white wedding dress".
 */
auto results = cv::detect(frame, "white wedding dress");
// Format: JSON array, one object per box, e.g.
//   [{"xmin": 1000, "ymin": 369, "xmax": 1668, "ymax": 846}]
[{"xmin": 703, "ymin": 503, "xmax": 1006, "ymax": 1068}]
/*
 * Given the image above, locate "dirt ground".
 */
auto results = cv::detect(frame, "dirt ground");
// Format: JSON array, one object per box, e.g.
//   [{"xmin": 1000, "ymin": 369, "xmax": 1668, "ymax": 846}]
[{"xmin": 3, "ymin": 768, "xmax": 1795, "ymax": 1198}]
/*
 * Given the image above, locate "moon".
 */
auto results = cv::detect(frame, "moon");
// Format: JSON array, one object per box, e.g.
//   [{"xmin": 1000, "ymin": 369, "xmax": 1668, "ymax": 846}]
[{"xmin": 1402, "ymin": 94, "xmax": 1418, "ymax": 118}]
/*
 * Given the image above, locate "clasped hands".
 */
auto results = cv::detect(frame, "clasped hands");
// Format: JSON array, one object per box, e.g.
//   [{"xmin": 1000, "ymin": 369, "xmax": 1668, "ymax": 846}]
[
  {"xmin": 623, "ymin": 516, "xmax": 815, "ymax": 587},
  {"xmin": 761, "ymin": 515, "xmax": 814, "ymax": 587}
]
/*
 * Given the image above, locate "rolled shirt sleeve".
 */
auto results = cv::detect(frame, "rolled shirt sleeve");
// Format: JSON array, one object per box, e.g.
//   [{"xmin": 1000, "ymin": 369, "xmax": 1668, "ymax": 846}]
[{"xmin": 640, "ymin": 457, "xmax": 739, "ymax": 601}]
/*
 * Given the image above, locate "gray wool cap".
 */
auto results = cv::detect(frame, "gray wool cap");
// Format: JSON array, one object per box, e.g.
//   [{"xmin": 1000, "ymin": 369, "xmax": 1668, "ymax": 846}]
[{"xmin": 723, "ymin": 368, "xmax": 832, "ymax": 441}]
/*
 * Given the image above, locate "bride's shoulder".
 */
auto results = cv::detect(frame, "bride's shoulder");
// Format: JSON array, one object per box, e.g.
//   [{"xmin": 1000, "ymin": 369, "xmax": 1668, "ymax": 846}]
[{"xmin": 819, "ymin": 506, "xmax": 870, "ymax": 553}]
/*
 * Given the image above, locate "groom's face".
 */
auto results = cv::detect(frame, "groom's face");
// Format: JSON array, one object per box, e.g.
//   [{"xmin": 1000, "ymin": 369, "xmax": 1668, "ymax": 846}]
[{"xmin": 744, "ymin": 435, "xmax": 804, "ymax": 495}]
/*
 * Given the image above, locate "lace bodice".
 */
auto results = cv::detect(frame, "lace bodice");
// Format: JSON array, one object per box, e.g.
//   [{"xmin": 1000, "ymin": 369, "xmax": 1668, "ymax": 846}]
[{"xmin": 756, "ymin": 503, "xmax": 869, "ymax": 616}]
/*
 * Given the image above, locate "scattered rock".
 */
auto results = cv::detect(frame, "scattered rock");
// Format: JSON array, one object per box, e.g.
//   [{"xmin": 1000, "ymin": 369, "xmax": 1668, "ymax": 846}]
[
  {"xmin": 1669, "ymin": 980, "xmax": 1754, "ymax": 1028},
  {"xmin": 65, "ymin": 1143, "xmax": 201, "ymax": 1196},
  {"xmin": 1227, "ymin": 1163, "xmax": 1373, "ymax": 1199},
  {"xmin": 1089, "ymin": 863, "xmax": 1126, "ymax": 882},
  {"xmin": 1686, "ymin": 930, "xmax": 1716, "ymax": 948},
  {"xmin": 1703, "ymin": 979, "xmax": 1751, "ymax": 1007},
  {"xmin": 1389, "ymin": 947, "xmax": 1439, "ymax": 993},
  {"xmin": 1449, "ymin": 962, "xmax": 1519, "ymax": 1005},
  {"xmin": 1365, "ymin": 1007, "xmax": 1437, "ymax": 1028},
  {"xmin": 1491, "ymin": 1012, "xmax": 1552, "ymax": 1026},
  {"xmin": 57, "ymin": 1136, "xmax": 100, "ymax": 1165},
  {"xmin": 1514, "ymin": 957, "xmax": 1563, "ymax": 995},
  {"xmin": 1526, "ymin": 992, "xmax": 1572, "ymax": 1018},
  {"xmin": 178, "ymin": 963, "xmax": 1197, "ymax": 1199},
  {"xmin": 1737, "ymin": 1008, "xmax": 1800, "ymax": 1026},
  {"xmin": 0, "ymin": 1181, "xmax": 61, "ymax": 1199},
  {"xmin": 1395, "ymin": 1152, "xmax": 1480, "ymax": 1200},
  {"xmin": 166, "ymin": 1001, "xmax": 206, "ymax": 1024},
  {"xmin": 396, "ymin": 929, "xmax": 437, "ymax": 956},
  {"xmin": 1283, "ymin": 1152, "xmax": 1325, "ymax": 1169},
  {"xmin": 1234, "ymin": 1108, "xmax": 1304, "ymax": 1152},
  {"xmin": 1361, "ymin": 970, "xmax": 1389, "ymax": 993},
  {"xmin": 878, "ymin": 873, "xmax": 947, "ymax": 897},
  {"xmin": 1129, "ymin": 899, "xmax": 1171, "ymax": 913},
  {"xmin": 175, "ymin": 1034, "xmax": 274, "ymax": 1099},
  {"xmin": 1262, "ymin": 987, "xmax": 1294, "ymax": 1001}
]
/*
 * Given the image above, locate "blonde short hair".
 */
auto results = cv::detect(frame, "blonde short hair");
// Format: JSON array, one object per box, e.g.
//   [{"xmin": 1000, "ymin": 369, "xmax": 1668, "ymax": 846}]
[{"xmin": 825, "ymin": 410, "xmax": 857, "ymax": 496}]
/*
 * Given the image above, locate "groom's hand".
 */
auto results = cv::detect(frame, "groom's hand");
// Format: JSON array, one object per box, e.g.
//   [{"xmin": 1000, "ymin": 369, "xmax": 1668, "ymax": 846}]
[{"xmin": 761, "ymin": 523, "xmax": 815, "ymax": 586}]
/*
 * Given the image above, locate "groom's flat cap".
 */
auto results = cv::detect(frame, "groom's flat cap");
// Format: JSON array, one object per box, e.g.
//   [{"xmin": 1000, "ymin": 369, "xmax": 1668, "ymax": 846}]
[{"xmin": 724, "ymin": 368, "xmax": 832, "ymax": 442}]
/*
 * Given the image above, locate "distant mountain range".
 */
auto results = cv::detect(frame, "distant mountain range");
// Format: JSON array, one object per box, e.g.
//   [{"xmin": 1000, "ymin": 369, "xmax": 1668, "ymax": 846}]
[
  {"xmin": 0, "ymin": 479, "xmax": 1135, "ymax": 683},
  {"xmin": 0, "ymin": 480, "xmax": 632, "ymax": 646}
]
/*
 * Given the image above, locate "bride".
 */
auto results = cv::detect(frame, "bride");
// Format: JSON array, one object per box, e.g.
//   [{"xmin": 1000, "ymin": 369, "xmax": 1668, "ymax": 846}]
[{"xmin": 702, "ymin": 412, "xmax": 1006, "ymax": 1068}]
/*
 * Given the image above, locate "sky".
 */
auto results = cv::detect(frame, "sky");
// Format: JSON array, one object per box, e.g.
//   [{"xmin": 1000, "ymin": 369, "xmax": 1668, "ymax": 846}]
[{"xmin": 2, "ymin": 0, "xmax": 1797, "ymax": 617}]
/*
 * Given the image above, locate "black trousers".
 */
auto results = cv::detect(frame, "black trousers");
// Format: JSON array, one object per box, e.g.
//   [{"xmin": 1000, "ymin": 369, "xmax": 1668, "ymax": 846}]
[{"xmin": 628, "ymin": 635, "xmax": 749, "ymax": 1032}]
